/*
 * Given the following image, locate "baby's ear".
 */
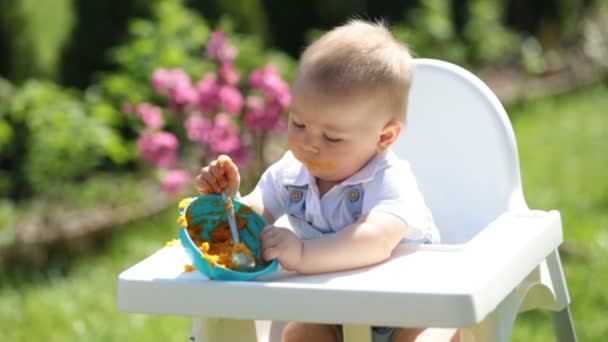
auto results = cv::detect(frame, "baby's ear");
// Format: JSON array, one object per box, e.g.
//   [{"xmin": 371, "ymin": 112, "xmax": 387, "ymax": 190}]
[{"xmin": 377, "ymin": 120, "xmax": 403, "ymax": 152}]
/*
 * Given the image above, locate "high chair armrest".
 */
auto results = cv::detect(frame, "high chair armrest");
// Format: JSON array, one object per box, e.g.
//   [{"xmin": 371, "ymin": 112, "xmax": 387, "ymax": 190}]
[{"xmin": 448, "ymin": 210, "xmax": 564, "ymax": 321}]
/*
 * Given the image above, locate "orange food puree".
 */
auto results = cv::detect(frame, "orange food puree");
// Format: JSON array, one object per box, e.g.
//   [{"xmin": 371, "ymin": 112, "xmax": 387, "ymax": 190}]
[{"xmin": 180, "ymin": 204, "xmax": 255, "ymax": 270}]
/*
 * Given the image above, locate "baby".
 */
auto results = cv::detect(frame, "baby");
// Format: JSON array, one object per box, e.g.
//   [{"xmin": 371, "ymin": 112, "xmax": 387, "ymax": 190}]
[{"xmin": 195, "ymin": 20, "xmax": 458, "ymax": 342}]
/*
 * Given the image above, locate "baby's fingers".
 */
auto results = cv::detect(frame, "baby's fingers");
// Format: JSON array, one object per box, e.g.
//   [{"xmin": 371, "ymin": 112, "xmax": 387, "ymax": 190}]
[
  {"xmin": 195, "ymin": 173, "xmax": 212, "ymax": 194},
  {"xmin": 199, "ymin": 170, "xmax": 222, "ymax": 193},
  {"xmin": 261, "ymin": 230, "xmax": 282, "ymax": 249},
  {"xmin": 218, "ymin": 155, "xmax": 240, "ymax": 196},
  {"xmin": 263, "ymin": 246, "xmax": 279, "ymax": 261},
  {"xmin": 208, "ymin": 160, "xmax": 228, "ymax": 189},
  {"xmin": 261, "ymin": 226, "xmax": 281, "ymax": 241}
]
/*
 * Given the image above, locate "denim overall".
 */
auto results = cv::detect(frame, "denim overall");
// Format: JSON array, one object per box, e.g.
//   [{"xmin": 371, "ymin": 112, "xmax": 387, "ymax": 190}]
[
  {"xmin": 286, "ymin": 184, "xmax": 364, "ymax": 239},
  {"xmin": 286, "ymin": 184, "xmax": 436, "ymax": 244},
  {"xmin": 284, "ymin": 183, "xmax": 432, "ymax": 341}
]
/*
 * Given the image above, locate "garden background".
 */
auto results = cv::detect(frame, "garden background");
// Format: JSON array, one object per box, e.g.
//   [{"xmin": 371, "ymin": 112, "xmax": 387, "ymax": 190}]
[{"xmin": 1, "ymin": 0, "xmax": 607, "ymax": 340}]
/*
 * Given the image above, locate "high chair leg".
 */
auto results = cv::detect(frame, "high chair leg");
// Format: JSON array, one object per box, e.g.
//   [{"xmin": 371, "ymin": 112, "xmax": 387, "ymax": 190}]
[
  {"xmin": 551, "ymin": 307, "xmax": 577, "ymax": 342},
  {"xmin": 459, "ymin": 290, "xmax": 520, "ymax": 342},
  {"xmin": 190, "ymin": 317, "xmax": 258, "ymax": 342},
  {"xmin": 343, "ymin": 324, "xmax": 372, "ymax": 342},
  {"xmin": 546, "ymin": 249, "xmax": 577, "ymax": 342}
]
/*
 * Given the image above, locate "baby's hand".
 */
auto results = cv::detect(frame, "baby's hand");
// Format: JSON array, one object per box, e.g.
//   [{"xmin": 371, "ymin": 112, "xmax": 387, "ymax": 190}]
[
  {"xmin": 194, "ymin": 155, "xmax": 240, "ymax": 197},
  {"xmin": 261, "ymin": 226, "xmax": 303, "ymax": 272}
]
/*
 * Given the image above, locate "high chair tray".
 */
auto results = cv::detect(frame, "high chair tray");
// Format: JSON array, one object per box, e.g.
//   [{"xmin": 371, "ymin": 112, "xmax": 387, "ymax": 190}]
[{"xmin": 117, "ymin": 210, "xmax": 562, "ymax": 328}]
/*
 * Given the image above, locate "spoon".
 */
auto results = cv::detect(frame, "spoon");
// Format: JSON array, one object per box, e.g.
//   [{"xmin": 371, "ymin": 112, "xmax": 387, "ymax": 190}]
[{"xmin": 221, "ymin": 189, "xmax": 256, "ymax": 271}]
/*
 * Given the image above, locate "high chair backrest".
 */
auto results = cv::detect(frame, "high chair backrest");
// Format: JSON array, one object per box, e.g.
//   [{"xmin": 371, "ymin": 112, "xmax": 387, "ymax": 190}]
[{"xmin": 392, "ymin": 59, "xmax": 527, "ymax": 244}]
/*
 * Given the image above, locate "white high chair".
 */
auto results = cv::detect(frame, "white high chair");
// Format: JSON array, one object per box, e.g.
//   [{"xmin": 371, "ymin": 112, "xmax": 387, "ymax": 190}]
[{"xmin": 117, "ymin": 59, "xmax": 577, "ymax": 342}]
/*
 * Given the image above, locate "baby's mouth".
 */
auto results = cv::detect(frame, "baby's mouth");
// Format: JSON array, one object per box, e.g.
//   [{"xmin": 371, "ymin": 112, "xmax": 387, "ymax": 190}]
[{"xmin": 301, "ymin": 158, "xmax": 335, "ymax": 171}]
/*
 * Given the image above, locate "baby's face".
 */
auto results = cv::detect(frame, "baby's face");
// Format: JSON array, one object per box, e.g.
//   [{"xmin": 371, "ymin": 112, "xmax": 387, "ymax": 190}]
[{"xmin": 288, "ymin": 82, "xmax": 391, "ymax": 183}]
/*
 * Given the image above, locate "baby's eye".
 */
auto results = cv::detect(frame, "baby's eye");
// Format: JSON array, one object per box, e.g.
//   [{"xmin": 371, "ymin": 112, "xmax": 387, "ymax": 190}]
[
  {"xmin": 291, "ymin": 120, "xmax": 305, "ymax": 129},
  {"xmin": 324, "ymin": 135, "xmax": 343, "ymax": 143}
]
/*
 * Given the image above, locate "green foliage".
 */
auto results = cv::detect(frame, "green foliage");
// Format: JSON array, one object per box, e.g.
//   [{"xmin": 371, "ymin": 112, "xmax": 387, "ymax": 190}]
[
  {"xmin": 0, "ymin": 0, "xmax": 73, "ymax": 82},
  {"xmin": 100, "ymin": 0, "xmax": 213, "ymax": 107},
  {"xmin": 0, "ymin": 78, "xmax": 14, "ymax": 148},
  {"xmin": 464, "ymin": 0, "xmax": 520, "ymax": 64},
  {"xmin": 583, "ymin": 1, "xmax": 608, "ymax": 68},
  {"xmin": 394, "ymin": 0, "xmax": 469, "ymax": 63},
  {"xmin": 0, "ymin": 0, "xmax": 297, "ymax": 202},
  {"xmin": 394, "ymin": 0, "xmax": 520, "ymax": 66},
  {"xmin": 186, "ymin": 0, "xmax": 269, "ymax": 43},
  {"xmin": 97, "ymin": 0, "xmax": 296, "ymax": 184},
  {"xmin": 59, "ymin": 0, "xmax": 156, "ymax": 88},
  {"xmin": 100, "ymin": 0, "xmax": 296, "ymax": 108},
  {"xmin": 0, "ymin": 80, "xmax": 129, "ymax": 198}
]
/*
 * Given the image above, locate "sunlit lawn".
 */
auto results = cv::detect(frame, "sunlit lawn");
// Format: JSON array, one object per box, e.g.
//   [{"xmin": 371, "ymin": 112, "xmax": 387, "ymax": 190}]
[
  {"xmin": 510, "ymin": 82, "xmax": 608, "ymax": 341},
  {"xmin": 1, "ymin": 82, "xmax": 606, "ymax": 341}
]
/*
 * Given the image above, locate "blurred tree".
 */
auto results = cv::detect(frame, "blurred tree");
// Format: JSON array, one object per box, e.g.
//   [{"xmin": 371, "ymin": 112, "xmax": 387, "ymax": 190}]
[
  {"xmin": 0, "ymin": 0, "xmax": 40, "ymax": 83},
  {"xmin": 187, "ymin": 0, "xmax": 270, "ymax": 44},
  {"xmin": 366, "ymin": 0, "xmax": 421, "ymax": 26},
  {"xmin": 254, "ymin": 0, "xmax": 318, "ymax": 57},
  {"xmin": 258, "ymin": 0, "xmax": 421, "ymax": 57},
  {"xmin": 505, "ymin": 0, "xmax": 595, "ymax": 47},
  {"xmin": 0, "ymin": 4, "xmax": 11, "ymax": 79},
  {"xmin": 59, "ymin": 0, "xmax": 156, "ymax": 88},
  {"xmin": 0, "ymin": 0, "xmax": 601, "ymax": 92},
  {"xmin": 450, "ymin": 0, "xmax": 470, "ymax": 37}
]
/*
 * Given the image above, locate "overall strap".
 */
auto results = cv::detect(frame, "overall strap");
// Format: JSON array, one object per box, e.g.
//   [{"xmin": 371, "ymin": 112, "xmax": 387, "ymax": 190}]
[
  {"xmin": 286, "ymin": 185, "xmax": 308, "ymax": 216},
  {"xmin": 343, "ymin": 184, "xmax": 364, "ymax": 221}
]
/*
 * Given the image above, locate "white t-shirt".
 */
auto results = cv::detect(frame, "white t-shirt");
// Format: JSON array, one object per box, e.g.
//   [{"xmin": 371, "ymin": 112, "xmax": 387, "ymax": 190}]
[{"xmin": 248, "ymin": 150, "xmax": 439, "ymax": 242}]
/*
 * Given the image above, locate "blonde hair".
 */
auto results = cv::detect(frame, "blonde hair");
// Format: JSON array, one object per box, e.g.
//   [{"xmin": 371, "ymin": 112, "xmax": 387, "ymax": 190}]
[{"xmin": 295, "ymin": 20, "xmax": 413, "ymax": 121}]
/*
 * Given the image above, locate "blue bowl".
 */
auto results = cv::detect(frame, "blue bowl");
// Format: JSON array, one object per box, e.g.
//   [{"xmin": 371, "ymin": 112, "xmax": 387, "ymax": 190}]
[{"xmin": 179, "ymin": 194, "xmax": 279, "ymax": 281}]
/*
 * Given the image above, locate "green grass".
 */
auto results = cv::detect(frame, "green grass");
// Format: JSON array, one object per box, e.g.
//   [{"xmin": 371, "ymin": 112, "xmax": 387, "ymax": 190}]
[
  {"xmin": 1, "ymin": 82, "xmax": 607, "ymax": 341},
  {"xmin": 0, "ymin": 206, "xmax": 191, "ymax": 341},
  {"xmin": 510, "ymin": 82, "xmax": 608, "ymax": 341}
]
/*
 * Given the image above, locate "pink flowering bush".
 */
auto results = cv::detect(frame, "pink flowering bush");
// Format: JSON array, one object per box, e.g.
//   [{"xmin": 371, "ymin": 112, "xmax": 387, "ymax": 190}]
[{"xmin": 125, "ymin": 29, "xmax": 291, "ymax": 194}]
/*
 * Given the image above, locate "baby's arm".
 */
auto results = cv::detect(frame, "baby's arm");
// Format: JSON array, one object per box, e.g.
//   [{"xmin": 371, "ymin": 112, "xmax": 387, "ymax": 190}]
[
  {"xmin": 299, "ymin": 212, "xmax": 406, "ymax": 273},
  {"xmin": 262, "ymin": 211, "xmax": 407, "ymax": 274},
  {"xmin": 240, "ymin": 193, "xmax": 276, "ymax": 226}
]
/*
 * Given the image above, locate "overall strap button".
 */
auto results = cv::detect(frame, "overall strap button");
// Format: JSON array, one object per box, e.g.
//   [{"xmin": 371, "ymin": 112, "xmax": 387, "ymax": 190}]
[
  {"xmin": 347, "ymin": 188, "xmax": 360, "ymax": 202},
  {"xmin": 290, "ymin": 190, "xmax": 303, "ymax": 202}
]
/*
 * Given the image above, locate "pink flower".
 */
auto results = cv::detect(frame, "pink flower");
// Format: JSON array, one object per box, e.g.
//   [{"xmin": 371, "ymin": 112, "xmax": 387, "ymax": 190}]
[
  {"xmin": 161, "ymin": 169, "xmax": 190, "ymax": 194},
  {"xmin": 152, "ymin": 68, "xmax": 198, "ymax": 110},
  {"xmin": 219, "ymin": 62, "xmax": 240, "ymax": 86},
  {"xmin": 185, "ymin": 113, "xmax": 213, "ymax": 143},
  {"xmin": 151, "ymin": 69, "xmax": 180, "ymax": 95},
  {"xmin": 206, "ymin": 30, "xmax": 237, "ymax": 63},
  {"xmin": 152, "ymin": 68, "xmax": 172, "ymax": 96},
  {"xmin": 218, "ymin": 85, "xmax": 244, "ymax": 115},
  {"xmin": 196, "ymin": 73, "xmax": 219, "ymax": 113},
  {"xmin": 172, "ymin": 79, "xmax": 198, "ymax": 107},
  {"xmin": 244, "ymin": 96, "xmax": 286, "ymax": 132},
  {"xmin": 136, "ymin": 103, "xmax": 164, "ymax": 129},
  {"xmin": 249, "ymin": 64, "xmax": 291, "ymax": 109},
  {"xmin": 205, "ymin": 114, "xmax": 242, "ymax": 155},
  {"xmin": 122, "ymin": 103, "xmax": 135, "ymax": 115},
  {"xmin": 137, "ymin": 130, "xmax": 179, "ymax": 167}
]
